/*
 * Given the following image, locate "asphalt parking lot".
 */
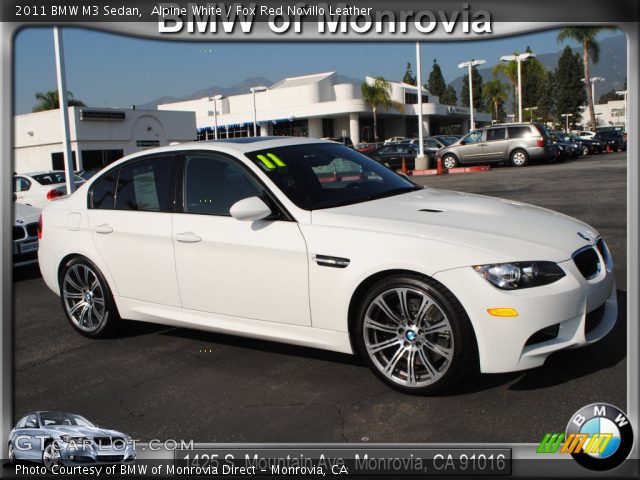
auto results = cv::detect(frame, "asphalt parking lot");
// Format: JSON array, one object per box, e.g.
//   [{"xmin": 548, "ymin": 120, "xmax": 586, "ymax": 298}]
[{"xmin": 13, "ymin": 152, "xmax": 627, "ymax": 444}]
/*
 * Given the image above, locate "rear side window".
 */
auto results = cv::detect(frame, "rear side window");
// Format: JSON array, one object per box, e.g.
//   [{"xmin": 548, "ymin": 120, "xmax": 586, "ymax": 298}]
[
  {"xmin": 16, "ymin": 416, "xmax": 28, "ymax": 428},
  {"xmin": 115, "ymin": 156, "xmax": 175, "ymax": 212},
  {"xmin": 507, "ymin": 126, "xmax": 532, "ymax": 139},
  {"xmin": 14, "ymin": 177, "xmax": 31, "ymax": 192},
  {"xmin": 89, "ymin": 171, "xmax": 118, "ymax": 209},
  {"xmin": 486, "ymin": 128, "xmax": 506, "ymax": 141}
]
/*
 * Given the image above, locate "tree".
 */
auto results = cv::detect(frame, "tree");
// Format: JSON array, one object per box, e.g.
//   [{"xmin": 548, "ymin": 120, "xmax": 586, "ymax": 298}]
[
  {"xmin": 536, "ymin": 71, "xmax": 557, "ymax": 124},
  {"xmin": 554, "ymin": 46, "xmax": 586, "ymax": 129},
  {"xmin": 439, "ymin": 85, "xmax": 457, "ymax": 105},
  {"xmin": 558, "ymin": 27, "xmax": 618, "ymax": 129},
  {"xmin": 598, "ymin": 88, "xmax": 624, "ymax": 104},
  {"xmin": 460, "ymin": 65, "xmax": 484, "ymax": 110},
  {"xmin": 361, "ymin": 77, "xmax": 403, "ymax": 142},
  {"xmin": 402, "ymin": 62, "xmax": 416, "ymax": 86},
  {"xmin": 521, "ymin": 46, "xmax": 547, "ymax": 111},
  {"xmin": 482, "ymin": 79, "xmax": 508, "ymax": 122},
  {"xmin": 492, "ymin": 58, "xmax": 518, "ymax": 114},
  {"xmin": 427, "ymin": 59, "xmax": 446, "ymax": 97},
  {"xmin": 33, "ymin": 90, "xmax": 86, "ymax": 112}
]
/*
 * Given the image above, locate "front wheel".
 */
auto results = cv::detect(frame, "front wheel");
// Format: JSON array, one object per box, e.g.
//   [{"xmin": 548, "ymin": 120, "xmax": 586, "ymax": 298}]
[
  {"xmin": 60, "ymin": 258, "xmax": 120, "ymax": 338},
  {"xmin": 355, "ymin": 275, "xmax": 476, "ymax": 394},
  {"xmin": 42, "ymin": 442, "xmax": 61, "ymax": 471},
  {"xmin": 8, "ymin": 442, "xmax": 15, "ymax": 464},
  {"xmin": 442, "ymin": 154, "xmax": 458, "ymax": 169},
  {"xmin": 510, "ymin": 149, "xmax": 529, "ymax": 167}
]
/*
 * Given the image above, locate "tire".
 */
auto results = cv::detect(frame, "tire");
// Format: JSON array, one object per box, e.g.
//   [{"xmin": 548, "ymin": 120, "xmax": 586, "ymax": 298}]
[
  {"xmin": 8, "ymin": 442, "xmax": 15, "ymax": 464},
  {"xmin": 510, "ymin": 149, "xmax": 529, "ymax": 167},
  {"xmin": 442, "ymin": 154, "xmax": 458, "ymax": 170},
  {"xmin": 582, "ymin": 146, "xmax": 589, "ymax": 156},
  {"xmin": 59, "ymin": 257, "xmax": 120, "ymax": 338},
  {"xmin": 354, "ymin": 274, "xmax": 476, "ymax": 395},
  {"xmin": 42, "ymin": 441, "xmax": 60, "ymax": 471}
]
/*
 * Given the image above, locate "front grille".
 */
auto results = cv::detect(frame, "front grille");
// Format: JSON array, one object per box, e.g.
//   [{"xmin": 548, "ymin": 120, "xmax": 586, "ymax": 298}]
[
  {"xmin": 585, "ymin": 304, "xmax": 606, "ymax": 335},
  {"xmin": 25, "ymin": 223, "xmax": 38, "ymax": 237},
  {"xmin": 13, "ymin": 226, "xmax": 25, "ymax": 240},
  {"xmin": 96, "ymin": 455, "xmax": 125, "ymax": 463},
  {"xmin": 573, "ymin": 247, "xmax": 600, "ymax": 279},
  {"xmin": 93, "ymin": 437, "xmax": 111, "ymax": 448}
]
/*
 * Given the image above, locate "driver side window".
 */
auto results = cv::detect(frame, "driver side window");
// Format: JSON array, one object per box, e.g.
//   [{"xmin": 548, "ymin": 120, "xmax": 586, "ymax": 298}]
[
  {"xmin": 25, "ymin": 414, "xmax": 38, "ymax": 428},
  {"xmin": 463, "ymin": 131, "xmax": 483, "ymax": 144}
]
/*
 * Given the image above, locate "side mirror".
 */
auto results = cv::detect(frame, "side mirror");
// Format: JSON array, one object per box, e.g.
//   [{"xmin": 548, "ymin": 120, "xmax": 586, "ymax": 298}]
[
  {"xmin": 230, "ymin": 196, "xmax": 272, "ymax": 221},
  {"xmin": 459, "ymin": 140, "xmax": 466, "ymax": 145},
  {"xmin": 12, "ymin": 193, "xmax": 17, "ymax": 202}
]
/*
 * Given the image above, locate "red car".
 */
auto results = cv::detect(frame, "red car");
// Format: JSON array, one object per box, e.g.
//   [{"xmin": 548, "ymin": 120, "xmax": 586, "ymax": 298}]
[{"xmin": 355, "ymin": 142, "xmax": 382, "ymax": 154}]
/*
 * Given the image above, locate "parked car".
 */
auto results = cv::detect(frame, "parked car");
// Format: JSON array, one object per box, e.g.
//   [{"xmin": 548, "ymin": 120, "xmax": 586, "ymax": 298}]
[
  {"xmin": 13, "ymin": 198, "xmax": 41, "ymax": 267},
  {"xmin": 368, "ymin": 143, "xmax": 433, "ymax": 170},
  {"xmin": 401, "ymin": 137, "xmax": 453, "ymax": 150},
  {"xmin": 327, "ymin": 137, "xmax": 354, "ymax": 148},
  {"xmin": 548, "ymin": 132, "xmax": 579, "ymax": 159},
  {"xmin": 594, "ymin": 130, "xmax": 626, "ymax": 152},
  {"xmin": 13, "ymin": 171, "xmax": 85, "ymax": 208},
  {"xmin": 550, "ymin": 132, "xmax": 602, "ymax": 156},
  {"xmin": 354, "ymin": 142, "xmax": 382, "ymax": 154},
  {"xmin": 384, "ymin": 136, "xmax": 406, "ymax": 144},
  {"xmin": 38, "ymin": 137, "xmax": 617, "ymax": 394},
  {"xmin": 436, "ymin": 123, "xmax": 555, "ymax": 168},
  {"xmin": 577, "ymin": 130, "xmax": 597, "ymax": 140},
  {"xmin": 8, "ymin": 411, "xmax": 135, "ymax": 470}
]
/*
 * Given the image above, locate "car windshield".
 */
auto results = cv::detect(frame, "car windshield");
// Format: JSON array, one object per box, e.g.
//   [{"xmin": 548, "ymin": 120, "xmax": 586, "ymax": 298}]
[
  {"xmin": 31, "ymin": 172, "xmax": 84, "ymax": 185},
  {"xmin": 246, "ymin": 143, "xmax": 421, "ymax": 210},
  {"xmin": 435, "ymin": 136, "xmax": 456, "ymax": 146},
  {"xmin": 39, "ymin": 412, "xmax": 94, "ymax": 427}
]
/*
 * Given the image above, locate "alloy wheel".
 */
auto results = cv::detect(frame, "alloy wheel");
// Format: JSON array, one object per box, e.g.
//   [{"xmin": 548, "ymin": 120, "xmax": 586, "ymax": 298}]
[
  {"xmin": 42, "ymin": 442, "xmax": 60, "ymax": 471},
  {"xmin": 62, "ymin": 264, "xmax": 106, "ymax": 333},
  {"xmin": 363, "ymin": 287, "xmax": 454, "ymax": 387}
]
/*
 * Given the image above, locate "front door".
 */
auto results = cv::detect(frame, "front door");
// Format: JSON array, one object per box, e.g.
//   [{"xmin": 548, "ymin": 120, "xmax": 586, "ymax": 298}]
[
  {"xmin": 456, "ymin": 130, "xmax": 486, "ymax": 164},
  {"xmin": 172, "ymin": 152, "xmax": 311, "ymax": 326}
]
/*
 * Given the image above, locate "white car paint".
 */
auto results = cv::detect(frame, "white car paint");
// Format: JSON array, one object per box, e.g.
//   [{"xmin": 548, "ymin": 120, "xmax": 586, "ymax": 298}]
[
  {"xmin": 13, "ymin": 202, "xmax": 41, "ymax": 266},
  {"xmin": 37, "ymin": 137, "xmax": 617, "ymax": 384},
  {"xmin": 13, "ymin": 171, "xmax": 85, "ymax": 208}
]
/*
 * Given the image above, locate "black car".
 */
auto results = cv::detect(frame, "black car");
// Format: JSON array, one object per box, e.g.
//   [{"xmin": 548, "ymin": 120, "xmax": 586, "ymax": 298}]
[
  {"xmin": 548, "ymin": 132, "xmax": 579, "ymax": 159},
  {"xmin": 594, "ymin": 131, "xmax": 626, "ymax": 152},
  {"xmin": 368, "ymin": 143, "xmax": 434, "ymax": 170},
  {"xmin": 550, "ymin": 131, "xmax": 602, "ymax": 156}
]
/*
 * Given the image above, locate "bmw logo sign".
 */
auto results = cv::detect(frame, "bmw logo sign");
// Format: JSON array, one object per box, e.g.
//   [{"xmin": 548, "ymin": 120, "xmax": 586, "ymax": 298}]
[
  {"xmin": 405, "ymin": 331, "xmax": 417, "ymax": 342},
  {"xmin": 565, "ymin": 403, "xmax": 633, "ymax": 471}
]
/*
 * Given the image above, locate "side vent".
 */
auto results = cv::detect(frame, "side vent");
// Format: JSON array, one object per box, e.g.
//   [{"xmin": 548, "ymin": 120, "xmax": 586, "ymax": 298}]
[{"xmin": 419, "ymin": 208, "xmax": 443, "ymax": 213}]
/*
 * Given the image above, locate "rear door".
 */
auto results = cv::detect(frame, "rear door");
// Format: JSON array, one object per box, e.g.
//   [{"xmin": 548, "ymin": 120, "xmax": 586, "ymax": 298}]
[{"xmin": 88, "ymin": 154, "xmax": 181, "ymax": 306}]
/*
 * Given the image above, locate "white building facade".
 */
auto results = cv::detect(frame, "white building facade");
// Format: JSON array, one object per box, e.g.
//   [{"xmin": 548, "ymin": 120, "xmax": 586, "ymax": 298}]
[
  {"xmin": 159, "ymin": 72, "xmax": 489, "ymax": 144},
  {"xmin": 14, "ymin": 107, "xmax": 196, "ymax": 173}
]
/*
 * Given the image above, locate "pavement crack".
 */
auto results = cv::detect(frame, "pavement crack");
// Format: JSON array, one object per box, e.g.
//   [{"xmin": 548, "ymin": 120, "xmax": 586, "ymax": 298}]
[{"xmin": 16, "ymin": 342, "xmax": 96, "ymax": 371}]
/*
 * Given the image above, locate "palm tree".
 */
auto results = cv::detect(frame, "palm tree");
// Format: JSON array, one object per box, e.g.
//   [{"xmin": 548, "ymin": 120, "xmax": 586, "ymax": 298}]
[
  {"xmin": 557, "ymin": 27, "xmax": 617, "ymax": 129},
  {"xmin": 33, "ymin": 90, "xmax": 86, "ymax": 112},
  {"xmin": 492, "ymin": 58, "xmax": 518, "ymax": 115},
  {"xmin": 482, "ymin": 79, "xmax": 508, "ymax": 122},
  {"xmin": 361, "ymin": 77, "xmax": 403, "ymax": 142}
]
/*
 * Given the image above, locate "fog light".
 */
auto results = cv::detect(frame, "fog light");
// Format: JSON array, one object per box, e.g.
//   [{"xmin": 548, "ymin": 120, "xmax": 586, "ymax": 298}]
[
  {"xmin": 69, "ymin": 455, "xmax": 75, "ymax": 461},
  {"xmin": 487, "ymin": 308, "xmax": 518, "ymax": 317}
]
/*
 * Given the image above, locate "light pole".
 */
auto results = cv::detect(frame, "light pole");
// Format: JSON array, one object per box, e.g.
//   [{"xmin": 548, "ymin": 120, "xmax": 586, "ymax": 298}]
[
  {"xmin": 561, "ymin": 113, "xmax": 573, "ymax": 133},
  {"xmin": 209, "ymin": 94, "xmax": 223, "ymax": 139},
  {"xmin": 53, "ymin": 27, "xmax": 75, "ymax": 195},
  {"xmin": 616, "ymin": 89, "xmax": 627, "ymax": 132},
  {"xmin": 250, "ymin": 86, "xmax": 267, "ymax": 137},
  {"xmin": 415, "ymin": 42, "xmax": 428, "ymax": 170},
  {"xmin": 582, "ymin": 76, "xmax": 605, "ymax": 104},
  {"xmin": 524, "ymin": 106, "xmax": 538, "ymax": 122},
  {"xmin": 458, "ymin": 59, "xmax": 486, "ymax": 132},
  {"xmin": 500, "ymin": 52, "xmax": 535, "ymax": 123}
]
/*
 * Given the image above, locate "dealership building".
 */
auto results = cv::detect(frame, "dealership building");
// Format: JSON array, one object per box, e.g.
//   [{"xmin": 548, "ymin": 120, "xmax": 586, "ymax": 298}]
[
  {"xmin": 159, "ymin": 72, "xmax": 489, "ymax": 144},
  {"xmin": 13, "ymin": 107, "xmax": 196, "ymax": 173}
]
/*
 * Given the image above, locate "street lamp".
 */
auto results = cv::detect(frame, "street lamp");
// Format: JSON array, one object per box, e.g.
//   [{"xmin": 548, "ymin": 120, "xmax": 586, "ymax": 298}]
[
  {"xmin": 561, "ymin": 113, "xmax": 573, "ymax": 133},
  {"xmin": 250, "ymin": 86, "xmax": 267, "ymax": 137},
  {"xmin": 582, "ymin": 77, "xmax": 605, "ymax": 104},
  {"xmin": 415, "ymin": 42, "xmax": 428, "ymax": 170},
  {"xmin": 500, "ymin": 52, "xmax": 535, "ymax": 123},
  {"xmin": 616, "ymin": 89, "xmax": 627, "ymax": 132},
  {"xmin": 209, "ymin": 94, "xmax": 223, "ymax": 139},
  {"xmin": 458, "ymin": 59, "xmax": 486, "ymax": 131}
]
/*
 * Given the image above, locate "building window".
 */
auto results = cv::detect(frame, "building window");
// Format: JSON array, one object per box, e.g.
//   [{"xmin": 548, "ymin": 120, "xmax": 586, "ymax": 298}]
[
  {"xmin": 322, "ymin": 118, "xmax": 334, "ymax": 138},
  {"xmin": 51, "ymin": 151, "xmax": 78, "ymax": 171},
  {"xmin": 81, "ymin": 149, "xmax": 124, "ymax": 172},
  {"xmin": 404, "ymin": 92, "xmax": 429, "ymax": 104},
  {"xmin": 272, "ymin": 119, "xmax": 308, "ymax": 137}
]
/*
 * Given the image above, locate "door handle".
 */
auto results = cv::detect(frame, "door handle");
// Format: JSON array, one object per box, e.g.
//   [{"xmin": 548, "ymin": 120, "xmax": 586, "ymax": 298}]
[
  {"xmin": 479, "ymin": 143, "xmax": 489, "ymax": 146},
  {"xmin": 95, "ymin": 223, "xmax": 113, "ymax": 234},
  {"xmin": 176, "ymin": 232, "xmax": 202, "ymax": 243}
]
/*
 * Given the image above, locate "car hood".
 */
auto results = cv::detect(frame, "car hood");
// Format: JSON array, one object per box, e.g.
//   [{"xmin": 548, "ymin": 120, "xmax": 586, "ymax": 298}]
[
  {"xmin": 46, "ymin": 426, "xmax": 127, "ymax": 438},
  {"xmin": 311, "ymin": 188, "xmax": 597, "ymax": 263},
  {"xmin": 14, "ymin": 202, "xmax": 41, "ymax": 225}
]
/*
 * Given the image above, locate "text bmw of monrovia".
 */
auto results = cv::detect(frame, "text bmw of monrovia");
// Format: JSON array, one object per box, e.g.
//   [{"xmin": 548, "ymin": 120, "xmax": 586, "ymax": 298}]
[{"xmin": 38, "ymin": 138, "xmax": 617, "ymax": 394}]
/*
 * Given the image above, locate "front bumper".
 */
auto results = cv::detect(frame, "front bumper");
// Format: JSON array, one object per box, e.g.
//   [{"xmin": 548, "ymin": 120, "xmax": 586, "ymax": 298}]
[
  {"xmin": 59, "ymin": 445, "xmax": 136, "ymax": 465},
  {"xmin": 433, "ymin": 253, "xmax": 617, "ymax": 373}
]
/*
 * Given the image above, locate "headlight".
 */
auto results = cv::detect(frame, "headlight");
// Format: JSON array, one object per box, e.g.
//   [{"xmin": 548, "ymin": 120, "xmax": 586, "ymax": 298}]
[{"xmin": 473, "ymin": 262, "xmax": 565, "ymax": 290}]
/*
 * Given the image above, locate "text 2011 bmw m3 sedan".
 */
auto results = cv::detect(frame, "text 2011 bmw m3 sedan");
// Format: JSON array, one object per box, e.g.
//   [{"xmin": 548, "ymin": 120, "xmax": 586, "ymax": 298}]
[{"xmin": 38, "ymin": 137, "xmax": 617, "ymax": 394}]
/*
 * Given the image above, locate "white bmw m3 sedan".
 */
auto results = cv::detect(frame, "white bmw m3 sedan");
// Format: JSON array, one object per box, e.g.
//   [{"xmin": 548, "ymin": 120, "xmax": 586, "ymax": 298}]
[{"xmin": 37, "ymin": 137, "xmax": 617, "ymax": 394}]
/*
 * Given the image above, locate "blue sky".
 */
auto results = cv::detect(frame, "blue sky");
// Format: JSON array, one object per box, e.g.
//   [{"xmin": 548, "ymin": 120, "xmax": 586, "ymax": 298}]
[{"xmin": 14, "ymin": 27, "xmax": 621, "ymax": 114}]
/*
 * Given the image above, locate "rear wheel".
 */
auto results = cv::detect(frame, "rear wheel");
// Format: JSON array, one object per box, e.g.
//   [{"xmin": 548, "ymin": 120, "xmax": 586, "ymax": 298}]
[
  {"xmin": 355, "ymin": 274, "xmax": 476, "ymax": 394},
  {"xmin": 60, "ymin": 258, "xmax": 120, "ymax": 338},
  {"xmin": 510, "ymin": 149, "xmax": 529, "ymax": 167},
  {"xmin": 442, "ymin": 154, "xmax": 458, "ymax": 169}
]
